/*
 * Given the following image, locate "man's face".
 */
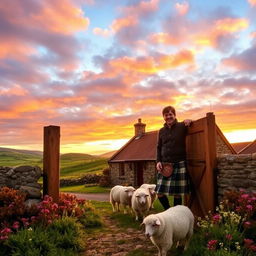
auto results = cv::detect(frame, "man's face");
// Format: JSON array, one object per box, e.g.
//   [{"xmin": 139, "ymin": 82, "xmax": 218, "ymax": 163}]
[{"xmin": 163, "ymin": 110, "xmax": 176, "ymax": 126}]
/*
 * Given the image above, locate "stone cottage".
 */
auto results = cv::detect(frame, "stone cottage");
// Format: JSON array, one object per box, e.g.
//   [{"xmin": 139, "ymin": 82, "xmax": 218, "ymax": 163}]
[{"xmin": 108, "ymin": 118, "xmax": 236, "ymax": 187}]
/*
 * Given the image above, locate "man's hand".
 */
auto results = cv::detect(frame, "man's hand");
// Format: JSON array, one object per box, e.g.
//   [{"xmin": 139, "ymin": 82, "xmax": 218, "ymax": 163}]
[
  {"xmin": 183, "ymin": 119, "xmax": 193, "ymax": 126},
  {"xmin": 156, "ymin": 162, "xmax": 162, "ymax": 172}
]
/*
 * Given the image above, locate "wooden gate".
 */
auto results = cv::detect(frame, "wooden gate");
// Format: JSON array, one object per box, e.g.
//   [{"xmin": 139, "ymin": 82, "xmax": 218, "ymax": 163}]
[{"xmin": 185, "ymin": 112, "xmax": 217, "ymax": 217}]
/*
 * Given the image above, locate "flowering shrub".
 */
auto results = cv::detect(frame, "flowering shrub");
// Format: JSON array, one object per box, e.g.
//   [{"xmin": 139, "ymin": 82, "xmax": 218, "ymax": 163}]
[
  {"xmin": 0, "ymin": 187, "xmax": 100, "ymax": 241},
  {"xmin": 194, "ymin": 190, "xmax": 256, "ymax": 256},
  {"xmin": 0, "ymin": 187, "xmax": 27, "ymax": 221}
]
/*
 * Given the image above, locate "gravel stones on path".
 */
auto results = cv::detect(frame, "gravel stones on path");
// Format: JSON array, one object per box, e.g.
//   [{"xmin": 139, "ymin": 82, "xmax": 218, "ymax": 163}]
[{"xmin": 83, "ymin": 215, "xmax": 157, "ymax": 256}]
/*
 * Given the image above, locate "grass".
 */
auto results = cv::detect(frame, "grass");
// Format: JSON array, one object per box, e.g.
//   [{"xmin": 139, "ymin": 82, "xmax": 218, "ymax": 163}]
[
  {"xmin": 0, "ymin": 150, "xmax": 108, "ymax": 179},
  {"xmin": 60, "ymin": 158, "xmax": 107, "ymax": 178},
  {"xmin": 60, "ymin": 185, "xmax": 111, "ymax": 193},
  {"xmin": 0, "ymin": 151, "xmax": 42, "ymax": 167}
]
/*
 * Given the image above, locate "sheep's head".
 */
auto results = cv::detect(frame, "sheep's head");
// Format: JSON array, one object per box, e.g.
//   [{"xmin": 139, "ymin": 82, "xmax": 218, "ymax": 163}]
[
  {"xmin": 136, "ymin": 192, "xmax": 150, "ymax": 204},
  {"xmin": 142, "ymin": 215, "xmax": 161, "ymax": 237},
  {"xmin": 125, "ymin": 187, "xmax": 136, "ymax": 198}
]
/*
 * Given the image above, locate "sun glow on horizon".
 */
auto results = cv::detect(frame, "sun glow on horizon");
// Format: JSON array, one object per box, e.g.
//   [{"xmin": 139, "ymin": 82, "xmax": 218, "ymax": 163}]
[
  {"xmin": 60, "ymin": 138, "xmax": 130, "ymax": 155},
  {"xmin": 223, "ymin": 129, "xmax": 256, "ymax": 143}
]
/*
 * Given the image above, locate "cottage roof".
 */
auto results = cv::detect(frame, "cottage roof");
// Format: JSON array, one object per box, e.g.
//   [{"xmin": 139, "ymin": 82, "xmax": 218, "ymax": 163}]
[
  {"xmin": 231, "ymin": 141, "xmax": 251, "ymax": 153},
  {"xmin": 108, "ymin": 123, "xmax": 236, "ymax": 162},
  {"xmin": 108, "ymin": 131, "xmax": 158, "ymax": 162},
  {"xmin": 238, "ymin": 140, "xmax": 256, "ymax": 154}
]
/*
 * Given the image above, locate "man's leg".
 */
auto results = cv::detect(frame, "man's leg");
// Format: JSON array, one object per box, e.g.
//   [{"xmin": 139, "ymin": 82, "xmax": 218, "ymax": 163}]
[
  {"xmin": 173, "ymin": 195, "xmax": 182, "ymax": 206},
  {"xmin": 158, "ymin": 194, "xmax": 170, "ymax": 210}
]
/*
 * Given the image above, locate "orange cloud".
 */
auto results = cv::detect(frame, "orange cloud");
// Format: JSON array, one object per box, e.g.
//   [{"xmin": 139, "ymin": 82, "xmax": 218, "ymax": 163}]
[
  {"xmin": 250, "ymin": 31, "xmax": 256, "ymax": 38},
  {"xmin": 93, "ymin": 27, "xmax": 111, "ymax": 37},
  {"xmin": 122, "ymin": 0, "xmax": 159, "ymax": 16},
  {"xmin": 111, "ymin": 16, "xmax": 138, "ymax": 32},
  {"xmin": 31, "ymin": 0, "xmax": 89, "ymax": 34},
  {"xmin": 2, "ymin": 0, "xmax": 89, "ymax": 35},
  {"xmin": 175, "ymin": 1, "xmax": 189, "ymax": 15},
  {"xmin": 194, "ymin": 18, "xmax": 249, "ymax": 47},
  {"xmin": 248, "ymin": 0, "xmax": 256, "ymax": 6},
  {"xmin": 109, "ymin": 50, "xmax": 194, "ymax": 74},
  {"xmin": 149, "ymin": 32, "xmax": 181, "ymax": 45},
  {"xmin": 0, "ymin": 84, "xmax": 28, "ymax": 96},
  {"xmin": 215, "ymin": 18, "xmax": 248, "ymax": 33},
  {"xmin": 0, "ymin": 40, "xmax": 35, "ymax": 59}
]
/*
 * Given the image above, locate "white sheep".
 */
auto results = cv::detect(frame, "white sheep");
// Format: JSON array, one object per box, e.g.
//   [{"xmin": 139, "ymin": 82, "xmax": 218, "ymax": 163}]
[
  {"xmin": 131, "ymin": 187, "xmax": 151, "ymax": 221},
  {"xmin": 142, "ymin": 205, "xmax": 194, "ymax": 256},
  {"xmin": 109, "ymin": 185, "xmax": 136, "ymax": 214},
  {"xmin": 140, "ymin": 183, "xmax": 157, "ymax": 209}
]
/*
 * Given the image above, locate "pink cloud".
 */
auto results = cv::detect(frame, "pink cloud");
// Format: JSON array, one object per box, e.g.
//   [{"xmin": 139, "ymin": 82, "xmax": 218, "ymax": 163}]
[
  {"xmin": 175, "ymin": 1, "xmax": 189, "ymax": 15},
  {"xmin": 248, "ymin": 0, "xmax": 256, "ymax": 6},
  {"xmin": 0, "ymin": 0, "xmax": 90, "ymax": 35},
  {"xmin": 122, "ymin": 0, "xmax": 159, "ymax": 17},
  {"xmin": 111, "ymin": 16, "xmax": 139, "ymax": 33},
  {"xmin": 222, "ymin": 45, "xmax": 256, "ymax": 71},
  {"xmin": 93, "ymin": 27, "xmax": 112, "ymax": 37},
  {"xmin": 149, "ymin": 32, "xmax": 182, "ymax": 45}
]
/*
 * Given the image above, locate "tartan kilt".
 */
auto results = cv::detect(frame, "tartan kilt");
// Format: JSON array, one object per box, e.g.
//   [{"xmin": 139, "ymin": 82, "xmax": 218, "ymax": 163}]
[{"xmin": 155, "ymin": 161, "xmax": 191, "ymax": 196}]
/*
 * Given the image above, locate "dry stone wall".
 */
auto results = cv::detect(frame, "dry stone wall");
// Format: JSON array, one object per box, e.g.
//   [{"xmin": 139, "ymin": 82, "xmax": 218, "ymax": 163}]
[
  {"xmin": 217, "ymin": 153, "xmax": 256, "ymax": 199},
  {"xmin": 0, "ymin": 166, "xmax": 42, "ymax": 199}
]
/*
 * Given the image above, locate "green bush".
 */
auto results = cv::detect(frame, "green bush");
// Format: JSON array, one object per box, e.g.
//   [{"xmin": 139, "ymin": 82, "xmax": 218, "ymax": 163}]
[{"xmin": 2, "ymin": 217, "xmax": 85, "ymax": 256}]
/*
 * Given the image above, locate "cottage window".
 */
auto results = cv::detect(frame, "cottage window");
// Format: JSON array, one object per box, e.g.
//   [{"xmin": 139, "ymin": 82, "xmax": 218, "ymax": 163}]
[{"xmin": 119, "ymin": 163, "xmax": 125, "ymax": 176}]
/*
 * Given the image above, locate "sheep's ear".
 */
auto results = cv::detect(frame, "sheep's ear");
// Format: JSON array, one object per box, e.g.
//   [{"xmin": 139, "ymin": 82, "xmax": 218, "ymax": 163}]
[
  {"xmin": 155, "ymin": 219, "xmax": 161, "ymax": 226},
  {"xmin": 140, "ymin": 222, "xmax": 145, "ymax": 227}
]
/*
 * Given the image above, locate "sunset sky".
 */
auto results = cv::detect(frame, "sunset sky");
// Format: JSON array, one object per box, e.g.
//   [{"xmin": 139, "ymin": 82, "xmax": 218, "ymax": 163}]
[{"xmin": 0, "ymin": 0, "xmax": 256, "ymax": 155}]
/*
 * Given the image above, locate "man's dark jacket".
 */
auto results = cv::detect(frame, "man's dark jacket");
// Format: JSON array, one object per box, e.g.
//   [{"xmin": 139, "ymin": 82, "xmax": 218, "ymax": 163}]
[{"xmin": 157, "ymin": 119, "xmax": 188, "ymax": 163}]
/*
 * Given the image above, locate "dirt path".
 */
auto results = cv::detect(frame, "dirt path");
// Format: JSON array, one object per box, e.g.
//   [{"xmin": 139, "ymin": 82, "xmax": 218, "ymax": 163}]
[
  {"xmin": 83, "ymin": 215, "xmax": 158, "ymax": 256},
  {"xmin": 69, "ymin": 192, "xmax": 109, "ymax": 202}
]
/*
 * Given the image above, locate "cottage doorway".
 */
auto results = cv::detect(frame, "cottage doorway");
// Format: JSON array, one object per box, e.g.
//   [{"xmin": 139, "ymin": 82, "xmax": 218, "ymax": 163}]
[
  {"xmin": 134, "ymin": 161, "xmax": 144, "ymax": 186},
  {"xmin": 185, "ymin": 112, "xmax": 217, "ymax": 217}
]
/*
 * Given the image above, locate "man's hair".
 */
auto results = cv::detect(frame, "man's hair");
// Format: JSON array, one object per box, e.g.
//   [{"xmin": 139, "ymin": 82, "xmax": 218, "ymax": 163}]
[{"xmin": 162, "ymin": 106, "xmax": 176, "ymax": 116}]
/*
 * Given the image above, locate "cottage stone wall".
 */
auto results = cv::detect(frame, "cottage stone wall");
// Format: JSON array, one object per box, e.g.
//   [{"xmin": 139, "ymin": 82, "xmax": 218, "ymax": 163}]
[
  {"xmin": 216, "ymin": 133, "xmax": 234, "ymax": 155},
  {"xmin": 0, "ymin": 166, "xmax": 42, "ymax": 199},
  {"xmin": 142, "ymin": 162, "xmax": 157, "ymax": 184},
  {"xmin": 217, "ymin": 153, "xmax": 256, "ymax": 199},
  {"xmin": 109, "ymin": 162, "xmax": 135, "ymax": 186},
  {"xmin": 109, "ymin": 161, "xmax": 156, "ymax": 187}
]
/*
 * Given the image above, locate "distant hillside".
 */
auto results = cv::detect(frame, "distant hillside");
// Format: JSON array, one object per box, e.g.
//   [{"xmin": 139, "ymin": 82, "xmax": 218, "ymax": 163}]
[
  {"xmin": 99, "ymin": 150, "xmax": 117, "ymax": 158},
  {"xmin": 0, "ymin": 150, "xmax": 42, "ymax": 167},
  {"xmin": 0, "ymin": 148, "xmax": 108, "ymax": 179},
  {"xmin": 0, "ymin": 147, "xmax": 43, "ymax": 156},
  {"xmin": 61, "ymin": 153, "xmax": 98, "ymax": 161}
]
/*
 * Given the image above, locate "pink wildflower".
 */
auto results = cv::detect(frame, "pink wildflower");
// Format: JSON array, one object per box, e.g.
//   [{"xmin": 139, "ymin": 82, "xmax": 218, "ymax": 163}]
[
  {"xmin": 207, "ymin": 239, "xmax": 218, "ymax": 250},
  {"xmin": 241, "ymin": 194, "xmax": 249, "ymax": 199},
  {"xmin": 12, "ymin": 221, "xmax": 20, "ymax": 229},
  {"xmin": 246, "ymin": 205, "xmax": 253, "ymax": 211},
  {"xmin": 212, "ymin": 214, "xmax": 221, "ymax": 223},
  {"xmin": 225, "ymin": 234, "xmax": 232, "ymax": 240},
  {"xmin": 244, "ymin": 221, "xmax": 251, "ymax": 228},
  {"xmin": 244, "ymin": 239, "xmax": 254, "ymax": 246},
  {"xmin": 250, "ymin": 245, "xmax": 256, "ymax": 252},
  {"xmin": 41, "ymin": 208, "xmax": 50, "ymax": 214}
]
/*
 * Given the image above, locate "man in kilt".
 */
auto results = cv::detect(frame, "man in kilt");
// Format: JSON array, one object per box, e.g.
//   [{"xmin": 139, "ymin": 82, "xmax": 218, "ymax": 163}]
[{"xmin": 155, "ymin": 106, "xmax": 192, "ymax": 210}]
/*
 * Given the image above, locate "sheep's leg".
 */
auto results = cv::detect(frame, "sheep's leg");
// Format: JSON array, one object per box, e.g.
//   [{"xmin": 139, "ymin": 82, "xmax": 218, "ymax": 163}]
[
  {"xmin": 160, "ymin": 248, "xmax": 167, "ymax": 256},
  {"xmin": 111, "ymin": 201, "xmax": 116, "ymax": 212},
  {"xmin": 117, "ymin": 202, "xmax": 120, "ymax": 212},
  {"xmin": 184, "ymin": 231, "xmax": 193, "ymax": 250},
  {"xmin": 123, "ymin": 205, "xmax": 127, "ymax": 214}
]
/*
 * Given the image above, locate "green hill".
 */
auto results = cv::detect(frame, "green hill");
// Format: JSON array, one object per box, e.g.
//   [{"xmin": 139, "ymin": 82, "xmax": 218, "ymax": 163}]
[{"xmin": 0, "ymin": 149, "xmax": 108, "ymax": 179}]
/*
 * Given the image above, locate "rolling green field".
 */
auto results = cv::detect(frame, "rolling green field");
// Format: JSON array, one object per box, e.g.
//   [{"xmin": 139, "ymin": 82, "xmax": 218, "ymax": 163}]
[{"xmin": 0, "ymin": 149, "xmax": 108, "ymax": 179}]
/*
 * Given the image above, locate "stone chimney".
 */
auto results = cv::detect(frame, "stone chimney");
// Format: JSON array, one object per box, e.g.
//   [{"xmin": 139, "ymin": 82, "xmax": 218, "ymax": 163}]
[{"xmin": 134, "ymin": 118, "xmax": 146, "ymax": 137}]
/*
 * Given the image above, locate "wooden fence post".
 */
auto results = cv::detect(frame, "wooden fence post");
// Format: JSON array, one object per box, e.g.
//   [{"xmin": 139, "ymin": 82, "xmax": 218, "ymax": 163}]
[{"xmin": 43, "ymin": 125, "xmax": 60, "ymax": 202}]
